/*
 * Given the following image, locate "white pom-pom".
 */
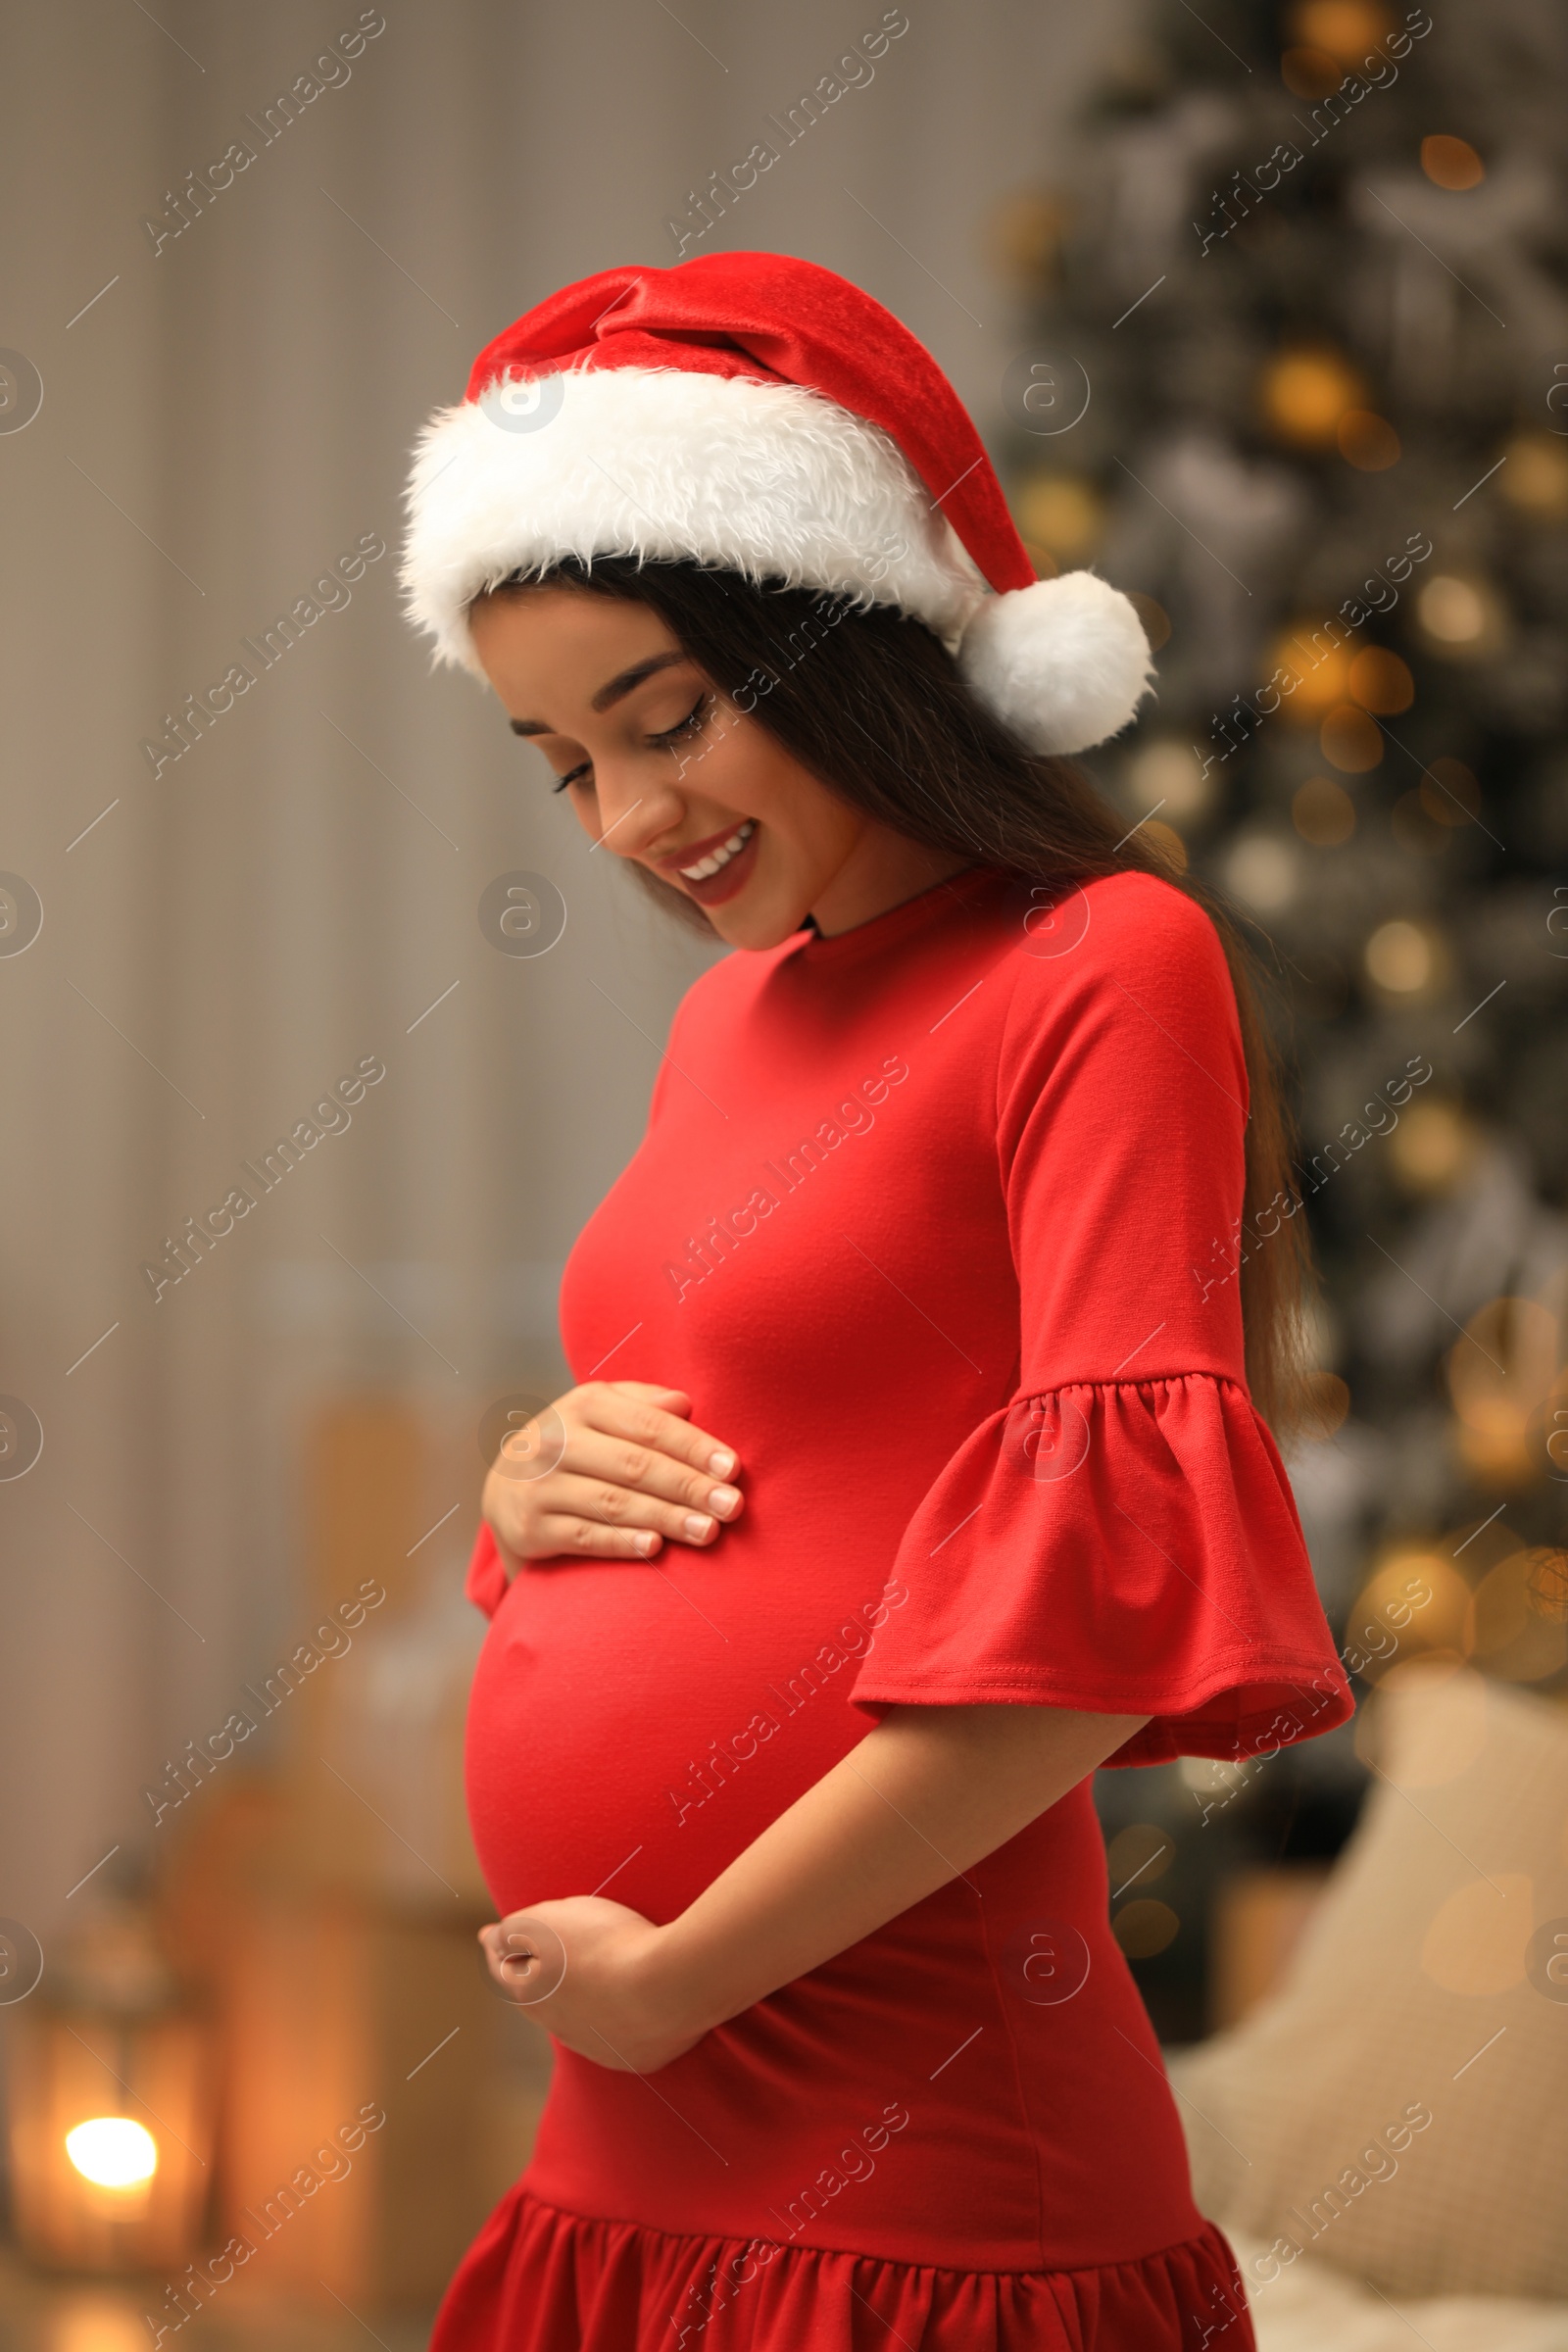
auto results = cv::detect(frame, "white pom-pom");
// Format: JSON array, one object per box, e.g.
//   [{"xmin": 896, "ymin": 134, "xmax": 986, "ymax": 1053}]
[{"xmin": 957, "ymin": 571, "xmax": 1155, "ymax": 755}]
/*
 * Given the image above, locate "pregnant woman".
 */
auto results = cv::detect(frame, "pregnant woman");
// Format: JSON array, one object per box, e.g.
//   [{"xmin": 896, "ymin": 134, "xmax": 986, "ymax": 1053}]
[{"xmin": 403, "ymin": 255, "xmax": 1352, "ymax": 2350}]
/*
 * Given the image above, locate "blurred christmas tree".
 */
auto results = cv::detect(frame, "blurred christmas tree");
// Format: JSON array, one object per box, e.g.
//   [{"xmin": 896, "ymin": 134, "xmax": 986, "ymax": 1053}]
[{"xmin": 992, "ymin": 0, "xmax": 1568, "ymax": 2034}]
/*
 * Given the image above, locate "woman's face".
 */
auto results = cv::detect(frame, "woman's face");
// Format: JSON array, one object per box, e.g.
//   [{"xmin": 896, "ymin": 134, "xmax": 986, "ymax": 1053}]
[{"xmin": 467, "ymin": 584, "xmax": 936, "ymax": 948}]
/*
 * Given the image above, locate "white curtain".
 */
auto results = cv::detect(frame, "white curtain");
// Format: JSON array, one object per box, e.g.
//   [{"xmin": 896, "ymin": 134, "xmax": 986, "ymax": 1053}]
[{"xmin": 0, "ymin": 0, "xmax": 1133, "ymax": 1942}]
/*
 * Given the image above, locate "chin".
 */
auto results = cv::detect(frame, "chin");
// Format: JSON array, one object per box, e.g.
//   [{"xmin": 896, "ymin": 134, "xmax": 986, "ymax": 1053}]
[
  {"xmin": 668, "ymin": 847, "xmax": 809, "ymax": 951},
  {"xmin": 704, "ymin": 900, "xmax": 805, "ymax": 953}
]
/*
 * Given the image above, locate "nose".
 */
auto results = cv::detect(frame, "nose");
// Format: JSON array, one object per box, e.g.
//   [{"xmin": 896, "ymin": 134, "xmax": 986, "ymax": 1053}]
[{"xmin": 590, "ymin": 757, "xmax": 683, "ymax": 860}]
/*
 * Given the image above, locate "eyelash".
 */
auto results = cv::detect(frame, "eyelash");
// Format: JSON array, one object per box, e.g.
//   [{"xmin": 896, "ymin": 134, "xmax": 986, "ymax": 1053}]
[{"xmin": 549, "ymin": 694, "xmax": 711, "ymax": 793}]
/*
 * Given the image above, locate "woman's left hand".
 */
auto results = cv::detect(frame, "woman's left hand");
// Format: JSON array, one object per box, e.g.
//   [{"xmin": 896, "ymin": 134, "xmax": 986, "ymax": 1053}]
[{"xmin": 478, "ymin": 1896, "xmax": 706, "ymax": 2074}]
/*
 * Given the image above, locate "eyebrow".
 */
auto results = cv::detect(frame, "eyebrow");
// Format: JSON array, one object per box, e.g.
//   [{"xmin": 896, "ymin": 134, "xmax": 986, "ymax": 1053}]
[{"xmin": 509, "ymin": 651, "xmax": 691, "ymax": 737}]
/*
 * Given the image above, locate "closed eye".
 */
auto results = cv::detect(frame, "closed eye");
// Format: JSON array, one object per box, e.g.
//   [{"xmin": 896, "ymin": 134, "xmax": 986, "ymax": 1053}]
[
  {"xmin": 651, "ymin": 693, "xmax": 710, "ymax": 747},
  {"xmin": 546, "ymin": 694, "xmax": 711, "ymax": 794}
]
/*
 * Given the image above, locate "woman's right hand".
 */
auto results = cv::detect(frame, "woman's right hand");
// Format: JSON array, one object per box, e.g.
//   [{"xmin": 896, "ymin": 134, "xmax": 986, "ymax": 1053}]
[{"xmin": 481, "ymin": 1381, "xmax": 743, "ymax": 1578}]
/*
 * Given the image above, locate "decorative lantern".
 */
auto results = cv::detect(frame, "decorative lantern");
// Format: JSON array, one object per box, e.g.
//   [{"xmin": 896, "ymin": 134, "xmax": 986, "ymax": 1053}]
[{"xmin": 3, "ymin": 1899, "xmax": 215, "ymax": 2272}]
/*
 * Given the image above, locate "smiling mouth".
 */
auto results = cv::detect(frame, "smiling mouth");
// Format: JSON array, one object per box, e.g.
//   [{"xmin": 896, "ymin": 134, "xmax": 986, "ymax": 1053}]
[{"xmin": 676, "ymin": 818, "xmax": 756, "ymax": 880}]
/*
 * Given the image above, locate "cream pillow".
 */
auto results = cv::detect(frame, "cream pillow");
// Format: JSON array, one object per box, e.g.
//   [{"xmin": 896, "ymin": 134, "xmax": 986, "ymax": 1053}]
[
  {"xmin": 1225, "ymin": 2230, "xmax": 1568, "ymax": 2352},
  {"xmin": 1168, "ymin": 1667, "xmax": 1568, "ymax": 2300}
]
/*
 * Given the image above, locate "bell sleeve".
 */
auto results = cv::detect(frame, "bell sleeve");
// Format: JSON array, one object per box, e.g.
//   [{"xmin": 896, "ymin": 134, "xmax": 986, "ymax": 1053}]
[{"xmin": 848, "ymin": 873, "xmax": 1352, "ymax": 1766}]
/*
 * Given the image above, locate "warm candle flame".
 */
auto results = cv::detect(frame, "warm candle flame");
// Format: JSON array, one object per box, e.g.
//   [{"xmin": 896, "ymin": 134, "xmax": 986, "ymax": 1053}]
[{"xmin": 64, "ymin": 2116, "xmax": 158, "ymax": 2189}]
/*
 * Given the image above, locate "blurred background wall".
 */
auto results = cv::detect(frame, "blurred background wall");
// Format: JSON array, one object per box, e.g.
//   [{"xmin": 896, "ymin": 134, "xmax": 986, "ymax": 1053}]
[
  {"xmin": 2, "ymin": 0, "xmax": 1566, "ymax": 2342},
  {"xmin": 0, "ymin": 2, "xmax": 1145, "ymax": 2335},
  {"xmin": 0, "ymin": 0, "xmax": 1136, "ymax": 1940}
]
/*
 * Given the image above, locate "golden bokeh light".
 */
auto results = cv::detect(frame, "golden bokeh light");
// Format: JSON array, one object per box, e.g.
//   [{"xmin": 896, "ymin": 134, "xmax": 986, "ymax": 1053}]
[
  {"xmin": 1106, "ymin": 1822, "xmax": 1174, "ymax": 1891},
  {"xmin": 1124, "ymin": 738, "xmax": 1212, "ymax": 823},
  {"xmin": 1013, "ymin": 473, "xmax": 1102, "ymax": 560},
  {"xmin": 1420, "ymin": 757, "xmax": 1482, "ymax": 825},
  {"xmin": 986, "ymin": 187, "xmax": 1072, "ymax": 291},
  {"xmin": 65, "ymin": 2117, "xmax": 159, "ymax": 2191},
  {"xmin": 1143, "ymin": 818, "xmax": 1189, "ymax": 874},
  {"xmin": 1288, "ymin": 0, "xmax": 1395, "ymax": 58},
  {"xmin": 1321, "ymin": 703, "xmax": 1384, "ymax": 771},
  {"xmin": 1112, "ymin": 1899, "xmax": 1180, "ymax": 1958},
  {"xmin": 1468, "ymin": 1550, "xmax": 1568, "ymax": 1681},
  {"xmin": 1280, "ymin": 45, "xmax": 1343, "ymax": 98},
  {"xmin": 1270, "ymin": 621, "xmax": 1359, "ymax": 715},
  {"xmin": 1417, "ymin": 573, "xmax": 1502, "ymax": 653},
  {"xmin": 1293, "ymin": 774, "xmax": 1356, "ymax": 846},
  {"xmin": 1524, "ymin": 1547, "xmax": 1568, "ymax": 1624},
  {"xmin": 1420, "ymin": 134, "xmax": 1485, "ymax": 190},
  {"xmin": 1223, "ymin": 834, "xmax": 1299, "ymax": 911},
  {"xmin": 1260, "ymin": 347, "xmax": 1367, "ymax": 447},
  {"xmin": 1363, "ymin": 917, "xmax": 1437, "ymax": 994},
  {"xmin": 1344, "ymin": 1549, "xmax": 1472, "ymax": 1687},
  {"xmin": 1298, "ymin": 1370, "xmax": 1350, "ymax": 1439},
  {"xmin": 1447, "ymin": 1297, "xmax": 1561, "ymax": 1487},
  {"xmin": 1387, "ymin": 1100, "xmax": 1476, "ymax": 1194},
  {"xmin": 1126, "ymin": 591, "xmax": 1172, "ymax": 652},
  {"xmin": 1337, "ymin": 409, "xmax": 1401, "ymax": 470},
  {"xmin": 1348, "ymin": 647, "xmax": 1414, "ymax": 713},
  {"xmin": 1499, "ymin": 433, "xmax": 1568, "ymax": 517}
]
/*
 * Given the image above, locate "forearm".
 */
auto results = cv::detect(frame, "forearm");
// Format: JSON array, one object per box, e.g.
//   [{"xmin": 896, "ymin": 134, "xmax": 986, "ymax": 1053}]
[{"xmin": 654, "ymin": 1702, "xmax": 1148, "ymax": 2035}]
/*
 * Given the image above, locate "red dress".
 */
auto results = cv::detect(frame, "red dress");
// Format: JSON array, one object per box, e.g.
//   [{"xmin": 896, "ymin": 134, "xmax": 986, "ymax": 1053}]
[{"xmin": 434, "ymin": 864, "xmax": 1352, "ymax": 2351}]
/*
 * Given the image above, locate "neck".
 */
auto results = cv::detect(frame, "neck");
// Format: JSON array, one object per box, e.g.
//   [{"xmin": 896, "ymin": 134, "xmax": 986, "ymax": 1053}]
[{"xmin": 808, "ymin": 828, "xmax": 976, "ymax": 937}]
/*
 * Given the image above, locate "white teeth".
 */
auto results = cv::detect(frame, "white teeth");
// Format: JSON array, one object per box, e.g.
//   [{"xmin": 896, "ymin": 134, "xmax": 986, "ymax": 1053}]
[{"xmin": 680, "ymin": 819, "xmax": 755, "ymax": 881}]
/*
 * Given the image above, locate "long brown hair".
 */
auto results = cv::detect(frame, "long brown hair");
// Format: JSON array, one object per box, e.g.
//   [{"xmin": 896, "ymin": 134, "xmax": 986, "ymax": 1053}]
[{"xmin": 488, "ymin": 557, "xmax": 1311, "ymax": 1431}]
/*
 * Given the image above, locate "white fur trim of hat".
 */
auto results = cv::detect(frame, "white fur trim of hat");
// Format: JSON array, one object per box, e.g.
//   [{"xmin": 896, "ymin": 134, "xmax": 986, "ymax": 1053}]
[{"xmin": 403, "ymin": 366, "xmax": 1153, "ymax": 756}]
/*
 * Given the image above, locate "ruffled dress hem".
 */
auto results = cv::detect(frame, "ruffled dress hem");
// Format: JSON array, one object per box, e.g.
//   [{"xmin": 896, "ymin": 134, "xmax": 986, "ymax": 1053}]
[{"xmin": 429, "ymin": 2184, "xmax": 1254, "ymax": 2351}]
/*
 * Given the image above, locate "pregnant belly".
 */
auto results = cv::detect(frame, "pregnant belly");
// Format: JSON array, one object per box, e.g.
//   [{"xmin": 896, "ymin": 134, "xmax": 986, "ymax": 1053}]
[{"xmin": 465, "ymin": 1537, "xmax": 908, "ymax": 1922}]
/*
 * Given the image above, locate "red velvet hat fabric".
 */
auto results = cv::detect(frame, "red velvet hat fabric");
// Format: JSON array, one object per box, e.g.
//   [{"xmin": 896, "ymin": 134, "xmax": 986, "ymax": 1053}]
[{"xmin": 462, "ymin": 253, "xmax": 1038, "ymax": 601}]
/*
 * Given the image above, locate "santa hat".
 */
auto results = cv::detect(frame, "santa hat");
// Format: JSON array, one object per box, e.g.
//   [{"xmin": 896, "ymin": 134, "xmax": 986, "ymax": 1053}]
[{"xmin": 402, "ymin": 253, "xmax": 1153, "ymax": 756}]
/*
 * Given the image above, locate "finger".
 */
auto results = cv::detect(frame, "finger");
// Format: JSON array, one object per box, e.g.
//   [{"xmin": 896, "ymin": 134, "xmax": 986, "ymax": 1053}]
[
  {"xmin": 539, "ymin": 1474, "xmax": 729, "ymax": 1548},
  {"xmin": 579, "ymin": 1384, "xmax": 740, "ymax": 1480},
  {"xmin": 488, "ymin": 1914, "xmax": 568, "ymax": 2002},
  {"xmin": 532, "ymin": 1513, "xmax": 667, "ymax": 1561},
  {"xmin": 562, "ymin": 1429, "xmax": 744, "ymax": 1523},
  {"xmin": 480, "ymin": 1919, "xmax": 532, "ymax": 1972}
]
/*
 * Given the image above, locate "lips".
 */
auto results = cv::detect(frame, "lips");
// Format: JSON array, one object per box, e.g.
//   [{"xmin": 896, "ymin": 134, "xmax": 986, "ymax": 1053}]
[
  {"xmin": 677, "ymin": 819, "xmax": 756, "ymax": 881},
  {"xmin": 656, "ymin": 819, "xmax": 751, "ymax": 875},
  {"xmin": 650, "ymin": 815, "xmax": 761, "ymax": 908},
  {"xmin": 663, "ymin": 819, "xmax": 760, "ymax": 907}
]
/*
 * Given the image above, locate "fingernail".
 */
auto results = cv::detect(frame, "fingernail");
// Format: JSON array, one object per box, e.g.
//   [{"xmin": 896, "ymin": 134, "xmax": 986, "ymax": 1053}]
[
  {"xmin": 708, "ymin": 1447, "xmax": 736, "ymax": 1477},
  {"xmin": 684, "ymin": 1512, "xmax": 715, "ymax": 1543},
  {"xmin": 708, "ymin": 1485, "xmax": 741, "ymax": 1518},
  {"xmin": 636, "ymin": 1531, "xmax": 659, "ymax": 1556}
]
